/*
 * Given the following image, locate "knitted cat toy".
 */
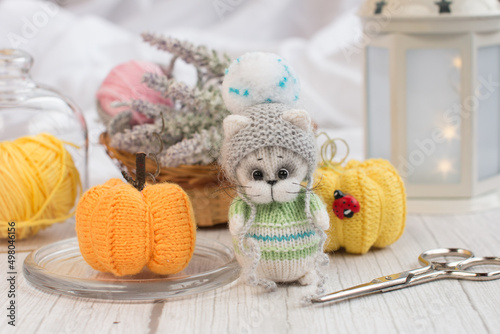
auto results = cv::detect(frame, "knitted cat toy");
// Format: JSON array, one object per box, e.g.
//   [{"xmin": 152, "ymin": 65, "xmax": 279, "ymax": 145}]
[{"xmin": 220, "ymin": 52, "xmax": 330, "ymax": 294}]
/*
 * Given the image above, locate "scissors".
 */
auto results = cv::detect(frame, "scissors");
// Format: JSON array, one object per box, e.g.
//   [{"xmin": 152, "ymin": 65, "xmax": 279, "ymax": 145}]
[{"xmin": 312, "ymin": 248, "xmax": 500, "ymax": 304}]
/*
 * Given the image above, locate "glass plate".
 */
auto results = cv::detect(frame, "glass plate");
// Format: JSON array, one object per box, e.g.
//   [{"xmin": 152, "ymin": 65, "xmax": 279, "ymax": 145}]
[{"xmin": 23, "ymin": 237, "xmax": 240, "ymax": 301}]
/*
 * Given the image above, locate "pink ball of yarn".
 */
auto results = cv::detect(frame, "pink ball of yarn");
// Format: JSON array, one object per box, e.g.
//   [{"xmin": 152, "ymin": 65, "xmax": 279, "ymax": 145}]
[{"xmin": 96, "ymin": 60, "xmax": 172, "ymax": 124}]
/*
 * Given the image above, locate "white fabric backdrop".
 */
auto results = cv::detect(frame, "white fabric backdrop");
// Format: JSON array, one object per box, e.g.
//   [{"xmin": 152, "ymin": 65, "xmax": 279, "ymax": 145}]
[{"xmin": 0, "ymin": 0, "xmax": 364, "ymax": 186}]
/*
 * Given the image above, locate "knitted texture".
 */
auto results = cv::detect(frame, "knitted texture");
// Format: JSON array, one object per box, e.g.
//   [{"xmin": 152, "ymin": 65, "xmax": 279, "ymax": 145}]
[
  {"xmin": 76, "ymin": 179, "xmax": 196, "ymax": 276},
  {"xmin": 234, "ymin": 146, "xmax": 309, "ymax": 204},
  {"xmin": 95, "ymin": 60, "xmax": 173, "ymax": 125},
  {"xmin": 220, "ymin": 52, "xmax": 330, "ymax": 296},
  {"xmin": 220, "ymin": 103, "xmax": 317, "ymax": 184},
  {"xmin": 222, "ymin": 52, "xmax": 300, "ymax": 114},
  {"xmin": 315, "ymin": 159, "xmax": 406, "ymax": 254},
  {"xmin": 230, "ymin": 189, "xmax": 325, "ymax": 282}
]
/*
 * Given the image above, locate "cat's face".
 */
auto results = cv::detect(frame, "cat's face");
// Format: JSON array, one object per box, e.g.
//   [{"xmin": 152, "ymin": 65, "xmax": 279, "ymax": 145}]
[{"xmin": 235, "ymin": 146, "xmax": 308, "ymax": 204}]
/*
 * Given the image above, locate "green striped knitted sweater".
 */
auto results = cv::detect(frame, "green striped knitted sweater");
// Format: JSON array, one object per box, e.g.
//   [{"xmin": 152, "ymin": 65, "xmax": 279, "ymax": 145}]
[{"xmin": 230, "ymin": 189, "xmax": 326, "ymax": 282}]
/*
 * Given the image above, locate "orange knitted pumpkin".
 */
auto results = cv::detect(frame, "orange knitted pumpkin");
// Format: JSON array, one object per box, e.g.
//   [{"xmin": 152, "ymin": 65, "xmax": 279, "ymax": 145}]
[{"xmin": 75, "ymin": 177, "xmax": 196, "ymax": 276}]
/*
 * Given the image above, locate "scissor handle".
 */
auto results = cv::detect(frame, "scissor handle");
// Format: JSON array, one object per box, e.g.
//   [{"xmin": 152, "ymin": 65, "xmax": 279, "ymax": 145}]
[
  {"xmin": 448, "ymin": 256, "xmax": 500, "ymax": 281},
  {"xmin": 418, "ymin": 248, "xmax": 474, "ymax": 270}
]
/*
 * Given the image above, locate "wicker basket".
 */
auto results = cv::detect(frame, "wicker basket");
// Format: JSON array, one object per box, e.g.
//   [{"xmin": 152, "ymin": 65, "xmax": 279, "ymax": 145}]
[{"xmin": 100, "ymin": 133, "xmax": 233, "ymax": 227}]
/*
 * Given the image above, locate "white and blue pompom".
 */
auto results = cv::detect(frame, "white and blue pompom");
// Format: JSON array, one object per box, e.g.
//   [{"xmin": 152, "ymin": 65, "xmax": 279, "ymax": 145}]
[{"xmin": 222, "ymin": 52, "xmax": 301, "ymax": 115}]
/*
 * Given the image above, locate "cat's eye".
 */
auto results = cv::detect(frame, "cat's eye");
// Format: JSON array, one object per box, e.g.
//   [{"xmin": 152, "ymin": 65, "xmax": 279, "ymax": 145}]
[
  {"xmin": 252, "ymin": 170, "xmax": 264, "ymax": 181},
  {"xmin": 278, "ymin": 168, "xmax": 289, "ymax": 180}
]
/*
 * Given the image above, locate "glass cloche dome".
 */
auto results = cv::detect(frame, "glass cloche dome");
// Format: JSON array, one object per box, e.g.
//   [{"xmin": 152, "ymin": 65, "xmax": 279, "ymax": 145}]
[{"xmin": 0, "ymin": 49, "xmax": 88, "ymax": 239}]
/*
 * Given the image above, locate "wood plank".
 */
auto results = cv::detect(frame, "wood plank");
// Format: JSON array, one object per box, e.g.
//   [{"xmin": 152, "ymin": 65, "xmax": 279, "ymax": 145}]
[
  {"xmin": 0, "ymin": 220, "xmax": 77, "ymax": 254},
  {"xmin": 1, "ymin": 211, "xmax": 500, "ymax": 334}
]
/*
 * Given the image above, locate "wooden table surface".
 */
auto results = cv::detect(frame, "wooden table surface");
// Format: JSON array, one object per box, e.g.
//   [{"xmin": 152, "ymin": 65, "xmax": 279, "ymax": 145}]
[{"xmin": 1, "ymin": 209, "xmax": 500, "ymax": 334}]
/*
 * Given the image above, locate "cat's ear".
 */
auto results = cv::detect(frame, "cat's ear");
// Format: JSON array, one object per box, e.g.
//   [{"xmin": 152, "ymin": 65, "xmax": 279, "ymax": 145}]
[
  {"xmin": 282, "ymin": 109, "xmax": 312, "ymax": 132},
  {"xmin": 223, "ymin": 115, "xmax": 251, "ymax": 139}
]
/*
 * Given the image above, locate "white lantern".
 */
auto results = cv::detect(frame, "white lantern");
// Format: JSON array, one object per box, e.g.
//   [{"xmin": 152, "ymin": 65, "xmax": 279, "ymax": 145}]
[{"xmin": 360, "ymin": 0, "xmax": 500, "ymax": 213}]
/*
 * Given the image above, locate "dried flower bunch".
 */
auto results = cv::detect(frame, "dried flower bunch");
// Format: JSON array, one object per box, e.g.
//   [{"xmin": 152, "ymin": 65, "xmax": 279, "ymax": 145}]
[{"xmin": 107, "ymin": 33, "xmax": 231, "ymax": 167}]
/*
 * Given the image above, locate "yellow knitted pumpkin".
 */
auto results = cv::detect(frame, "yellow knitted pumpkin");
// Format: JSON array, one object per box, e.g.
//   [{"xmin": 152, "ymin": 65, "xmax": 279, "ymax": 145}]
[{"xmin": 315, "ymin": 159, "xmax": 406, "ymax": 254}]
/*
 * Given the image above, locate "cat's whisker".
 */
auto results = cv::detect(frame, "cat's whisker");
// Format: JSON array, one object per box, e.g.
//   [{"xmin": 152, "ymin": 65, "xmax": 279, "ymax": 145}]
[
  {"xmin": 233, "ymin": 185, "xmax": 260, "ymax": 199},
  {"xmin": 213, "ymin": 185, "xmax": 252, "ymax": 199},
  {"xmin": 312, "ymin": 175, "xmax": 325, "ymax": 189},
  {"xmin": 210, "ymin": 186, "xmax": 244, "ymax": 200},
  {"xmin": 211, "ymin": 186, "xmax": 238, "ymax": 194},
  {"xmin": 292, "ymin": 182, "xmax": 310, "ymax": 189},
  {"xmin": 286, "ymin": 189, "xmax": 316, "ymax": 194},
  {"xmin": 287, "ymin": 188, "xmax": 318, "ymax": 195},
  {"xmin": 292, "ymin": 183, "xmax": 314, "ymax": 191},
  {"xmin": 212, "ymin": 183, "xmax": 247, "ymax": 200},
  {"xmin": 292, "ymin": 181, "xmax": 324, "ymax": 192},
  {"xmin": 221, "ymin": 188, "xmax": 240, "ymax": 200},
  {"xmin": 229, "ymin": 198, "xmax": 244, "ymax": 207}
]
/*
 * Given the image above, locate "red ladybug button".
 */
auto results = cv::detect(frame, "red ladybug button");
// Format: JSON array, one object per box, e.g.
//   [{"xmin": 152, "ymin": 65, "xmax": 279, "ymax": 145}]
[{"xmin": 332, "ymin": 190, "xmax": 360, "ymax": 219}]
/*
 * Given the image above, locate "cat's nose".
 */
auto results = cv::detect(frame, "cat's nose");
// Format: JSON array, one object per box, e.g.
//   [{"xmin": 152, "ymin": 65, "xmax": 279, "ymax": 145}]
[{"xmin": 266, "ymin": 180, "xmax": 277, "ymax": 186}]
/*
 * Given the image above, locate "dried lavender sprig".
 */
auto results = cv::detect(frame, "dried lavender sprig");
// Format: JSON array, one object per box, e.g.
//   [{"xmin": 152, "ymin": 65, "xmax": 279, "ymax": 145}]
[
  {"xmin": 129, "ymin": 99, "xmax": 176, "ymax": 119},
  {"xmin": 110, "ymin": 129, "xmax": 159, "ymax": 155},
  {"xmin": 107, "ymin": 35, "xmax": 230, "ymax": 166},
  {"xmin": 141, "ymin": 33, "xmax": 231, "ymax": 79},
  {"xmin": 108, "ymin": 95, "xmax": 225, "ymax": 148},
  {"xmin": 166, "ymin": 111, "xmax": 224, "ymax": 141},
  {"xmin": 110, "ymin": 118, "xmax": 182, "ymax": 153},
  {"xmin": 142, "ymin": 73, "xmax": 227, "ymax": 117},
  {"xmin": 159, "ymin": 126, "xmax": 223, "ymax": 167},
  {"xmin": 108, "ymin": 111, "xmax": 133, "ymax": 136},
  {"xmin": 142, "ymin": 73, "xmax": 193, "ymax": 103}
]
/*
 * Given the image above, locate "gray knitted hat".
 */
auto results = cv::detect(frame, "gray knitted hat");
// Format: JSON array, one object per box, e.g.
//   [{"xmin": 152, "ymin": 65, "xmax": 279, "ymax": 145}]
[
  {"xmin": 220, "ymin": 103, "xmax": 317, "ymax": 182},
  {"xmin": 219, "ymin": 52, "xmax": 317, "ymax": 182}
]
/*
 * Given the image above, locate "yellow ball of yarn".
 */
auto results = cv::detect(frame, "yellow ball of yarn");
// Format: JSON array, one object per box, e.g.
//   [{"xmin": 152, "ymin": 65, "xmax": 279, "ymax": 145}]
[{"xmin": 0, "ymin": 133, "xmax": 82, "ymax": 240}]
